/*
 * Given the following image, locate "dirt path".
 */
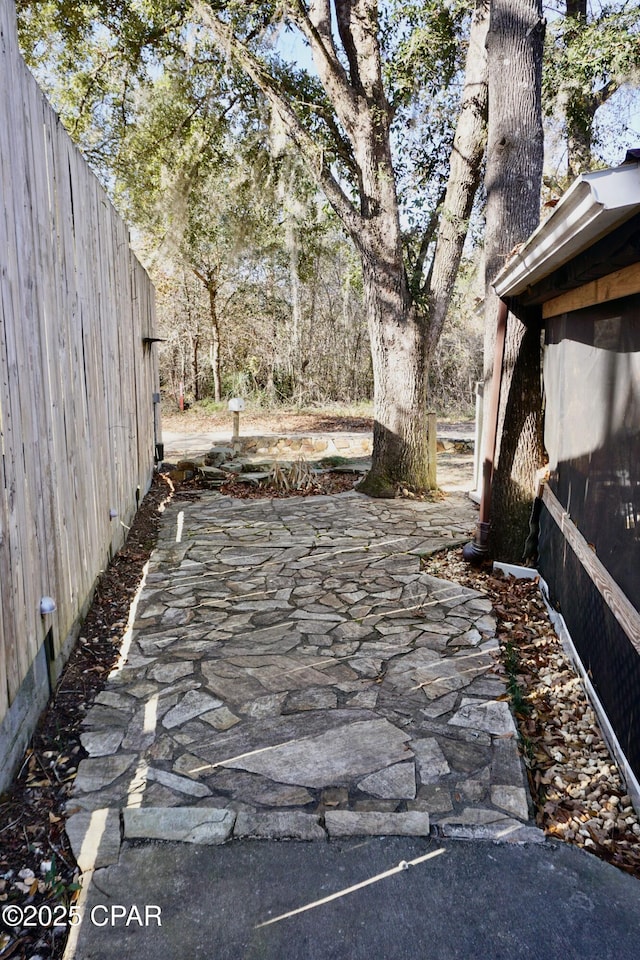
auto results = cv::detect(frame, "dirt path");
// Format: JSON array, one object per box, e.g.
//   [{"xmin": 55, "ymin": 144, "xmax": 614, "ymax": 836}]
[
  {"xmin": 161, "ymin": 408, "xmax": 475, "ymax": 438},
  {"xmin": 162, "ymin": 410, "xmax": 375, "ymax": 435}
]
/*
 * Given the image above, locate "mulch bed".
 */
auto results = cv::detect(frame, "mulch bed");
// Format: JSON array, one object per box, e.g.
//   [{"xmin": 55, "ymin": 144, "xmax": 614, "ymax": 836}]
[
  {"xmin": 218, "ymin": 471, "xmax": 359, "ymax": 498},
  {"xmin": 177, "ymin": 468, "xmax": 444, "ymax": 502},
  {"xmin": 0, "ymin": 474, "xmax": 173, "ymax": 960},
  {"xmin": 422, "ymin": 548, "xmax": 640, "ymax": 879}
]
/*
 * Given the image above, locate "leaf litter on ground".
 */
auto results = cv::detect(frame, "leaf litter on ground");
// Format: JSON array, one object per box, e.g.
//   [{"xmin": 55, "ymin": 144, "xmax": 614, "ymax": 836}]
[{"xmin": 422, "ymin": 548, "xmax": 640, "ymax": 879}]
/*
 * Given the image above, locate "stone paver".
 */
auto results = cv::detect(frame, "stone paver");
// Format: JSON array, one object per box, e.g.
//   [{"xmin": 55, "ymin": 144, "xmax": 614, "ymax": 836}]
[
  {"xmin": 65, "ymin": 809, "xmax": 121, "ymax": 871},
  {"xmin": 68, "ymin": 489, "xmax": 541, "ymax": 849},
  {"xmin": 124, "ymin": 807, "xmax": 235, "ymax": 844},
  {"xmin": 324, "ymin": 810, "xmax": 431, "ymax": 837}
]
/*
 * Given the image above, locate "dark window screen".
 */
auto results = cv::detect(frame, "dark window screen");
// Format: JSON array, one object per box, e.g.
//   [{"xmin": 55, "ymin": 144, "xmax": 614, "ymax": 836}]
[
  {"xmin": 542, "ymin": 295, "xmax": 640, "ymax": 603},
  {"xmin": 538, "ymin": 516, "xmax": 640, "ymax": 775},
  {"xmin": 538, "ymin": 294, "xmax": 640, "ymax": 779}
]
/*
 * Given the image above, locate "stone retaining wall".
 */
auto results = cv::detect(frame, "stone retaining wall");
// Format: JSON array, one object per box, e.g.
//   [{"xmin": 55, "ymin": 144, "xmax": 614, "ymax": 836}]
[
  {"xmin": 233, "ymin": 434, "xmax": 373, "ymax": 461},
  {"xmin": 232, "ymin": 435, "xmax": 474, "ymax": 461}
]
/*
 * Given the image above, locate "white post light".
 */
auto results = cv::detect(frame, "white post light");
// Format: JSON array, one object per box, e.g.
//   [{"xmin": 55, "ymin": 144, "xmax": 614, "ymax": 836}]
[{"xmin": 228, "ymin": 397, "xmax": 245, "ymax": 440}]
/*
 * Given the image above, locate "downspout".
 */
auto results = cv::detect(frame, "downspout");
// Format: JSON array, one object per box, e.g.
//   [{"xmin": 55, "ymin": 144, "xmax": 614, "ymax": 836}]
[{"xmin": 463, "ymin": 297, "xmax": 509, "ymax": 563}]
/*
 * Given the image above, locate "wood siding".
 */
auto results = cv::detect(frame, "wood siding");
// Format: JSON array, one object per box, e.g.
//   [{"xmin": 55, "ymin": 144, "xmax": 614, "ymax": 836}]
[
  {"xmin": 0, "ymin": 1, "xmax": 158, "ymax": 725},
  {"xmin": 542, "ymin": 262, "xmax": 640, "ymax": 319}
]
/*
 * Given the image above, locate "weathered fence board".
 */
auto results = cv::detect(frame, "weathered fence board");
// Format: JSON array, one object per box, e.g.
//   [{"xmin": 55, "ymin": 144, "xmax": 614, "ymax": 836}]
[{"xmin": 0, "ymin": 0, "xmax": 159, "ymax": 786}]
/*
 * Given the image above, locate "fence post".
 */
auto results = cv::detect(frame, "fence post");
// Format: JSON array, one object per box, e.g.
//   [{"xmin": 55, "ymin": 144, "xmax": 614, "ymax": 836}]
[
  {"xmin": 427, "ymin": 411, "xmax": 437, "ymax": 489},
  {"xmin": 472, "ymin": 380, "xmax": 484, "ymax": 500}
]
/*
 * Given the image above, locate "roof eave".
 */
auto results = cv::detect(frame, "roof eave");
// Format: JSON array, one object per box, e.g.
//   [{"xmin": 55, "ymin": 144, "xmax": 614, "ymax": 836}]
[{"xmin": 493, "ymin": 162, "xmax": 640, "ymax": 300}]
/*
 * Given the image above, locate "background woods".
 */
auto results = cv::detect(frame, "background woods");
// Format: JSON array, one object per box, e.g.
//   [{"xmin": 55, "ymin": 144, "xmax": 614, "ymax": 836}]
[{"xmin": 12, "ymin": 0, "xmax": 640, "ymax": 511}]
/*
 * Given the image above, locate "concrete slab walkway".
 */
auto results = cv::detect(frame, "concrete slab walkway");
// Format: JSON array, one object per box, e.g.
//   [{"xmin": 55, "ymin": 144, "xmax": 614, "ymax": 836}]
[
  {"xmin": 66, "ymin": 837, "xmax": 640, "ymax": 960},
  {"xmin": 67, "ymin": 489, "xmax": 541, "ymax": 862}
]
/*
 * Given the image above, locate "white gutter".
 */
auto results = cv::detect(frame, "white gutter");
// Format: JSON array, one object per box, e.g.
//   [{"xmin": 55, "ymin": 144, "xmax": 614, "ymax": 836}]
[{"xmin": 493, "ymin": 161, "xmax": 640, "ymax": 299}]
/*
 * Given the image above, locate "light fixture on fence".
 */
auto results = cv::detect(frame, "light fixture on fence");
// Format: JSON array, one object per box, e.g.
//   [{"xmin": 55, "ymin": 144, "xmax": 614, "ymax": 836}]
[
  {"xmin": 109, "ymin": 508, "xmax": 119, "ymax": 520},
  {"xmin": 40, "ymin": 596, "xmax": 57, "ymax": 616}
]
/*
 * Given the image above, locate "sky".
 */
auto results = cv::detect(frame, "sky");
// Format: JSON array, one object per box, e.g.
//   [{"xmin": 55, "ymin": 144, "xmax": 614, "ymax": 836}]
[{"xmin": 275, "ymin": 7, "xmax": 640, "ymax": 177}]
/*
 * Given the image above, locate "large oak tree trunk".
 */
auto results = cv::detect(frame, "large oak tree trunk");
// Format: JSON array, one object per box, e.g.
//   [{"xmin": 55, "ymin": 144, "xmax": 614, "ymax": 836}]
[
  {"xmin": 484, "ymin": 0, "xmax": 546, "ymax": 561},
  {"xmin": 337, "ymin": 4, "xmax": 432, "ymax": 496},
  {"xmin": 198, "ymin": 1, "xmax": 488, "ymax": 496},
  {"xmin": 358, "ymin": 253, "xmax": 429, "ymax": 496},
  {"xmin": 354, "ymin": 2, "xmax": 489, "ymax": 497},
  {"xmin": 349, "ymin": 45, "xmax": 432, "ymax": 495}
]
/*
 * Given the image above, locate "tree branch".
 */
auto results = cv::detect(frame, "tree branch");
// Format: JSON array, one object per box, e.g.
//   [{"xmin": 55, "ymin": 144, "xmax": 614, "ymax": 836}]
[
  {"xmin": 194, "ymin": 1, "xmax": 362, "ymax": 240},
  {"xmin": 409, "ymin": 185, "xmax": 447, "ymax": 294},
  {"xmin": 334, "ymin": 0, "xmax": 386, "ymax": 104},
  {"xmin": 425, "ymin": 0, "xmax": 489, "ymax": 355},
  {"xmin": 334, "ymin": 0, "xmax": 362, "ymax": 90},
  {"xmin": 192, "ymin": 265, "xmax": 209, "ymax": 287},
  {"xmin": 71, "ymin": 49, "xmax": 120, "ymax": 136},
  {"xmin": 287, "ymin": 1, "xmax": 360, "ymax": 137},
  {"xmin": 300, "ymin": 99, "xmax": 358, "ymax": 176},
  {"xmin": 593, "ymin": 78, "xmax": 618, "ymax": 109}
]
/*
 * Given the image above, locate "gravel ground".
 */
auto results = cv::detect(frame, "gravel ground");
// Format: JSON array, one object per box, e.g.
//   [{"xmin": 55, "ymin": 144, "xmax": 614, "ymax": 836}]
[{"xmin": 422, "ymin": 548, "xmax": 640, "ymax": 878}]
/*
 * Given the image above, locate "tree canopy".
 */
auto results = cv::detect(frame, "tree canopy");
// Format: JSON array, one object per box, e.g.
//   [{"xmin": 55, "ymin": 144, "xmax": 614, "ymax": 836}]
[
  {"xmin": 543, "ymin": 0, "xmax": 640, "ymax": 178},
  {"xmin": 17, "ymin": 0, "xmax": 492, "ymax": 495},
  {"xmin": 14, "ymin": 0, "xmax": 638, "ymax": 508}
]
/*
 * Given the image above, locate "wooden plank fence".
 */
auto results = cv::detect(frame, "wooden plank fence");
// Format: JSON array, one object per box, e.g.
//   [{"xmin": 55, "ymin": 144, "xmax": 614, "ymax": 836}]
[{"xmin": 0, "ymin": 0, "xmax": 158, "ymax": 766}]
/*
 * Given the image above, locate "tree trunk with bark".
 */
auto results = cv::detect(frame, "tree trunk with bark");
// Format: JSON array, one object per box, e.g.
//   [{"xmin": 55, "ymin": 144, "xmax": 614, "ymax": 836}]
[
  {"xmin": 484, "ymin": 0, "xmax": 546, "ymax": 561},
  {"xmin": 194, "ymin": 266, "xmax": 222, "ymax": 401},
  {"xmin": 192, "ymin": 332, "xmax": 200, "ymax": 401},
  {"xmin": 196, "ymin": 0, "xmax": 489, "ymax": 495},
  {"xmin": 207, "ymin": 280, "xmax": 222, "ymax": 402},
  {"xmin": 360, "ymin": 251, "xmax": 430, "ymax": 495},
  {"xmin": 562, "ymin": 0, "xmax": 592, "ymax": 178},
  {"xmin": 285, "ymin": 218, "xmax": 304, "ymax": 401},
  {"xmin": 426, "ymin": 2, "xmax": 489, "ymax": 356},
  {"xmin": 344, "ymin": 7, "xmax": 432, "ymax": 495}
]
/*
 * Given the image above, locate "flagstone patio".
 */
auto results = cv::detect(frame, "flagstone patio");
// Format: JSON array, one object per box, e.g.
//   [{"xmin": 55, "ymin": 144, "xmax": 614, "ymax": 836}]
[{"xmin": 66, "ymin": 489, "xmax": 542, "ymax": 859}]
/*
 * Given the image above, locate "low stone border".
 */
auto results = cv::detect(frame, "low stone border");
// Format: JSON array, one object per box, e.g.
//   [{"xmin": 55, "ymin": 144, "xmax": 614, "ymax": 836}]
[
  {"xmin": 65, "ymin": 804, "xmax": 544, "ymax": 874},
  {"xmin": 232, "ymin": 434, "xmax": 373, "ymax": 461}
]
